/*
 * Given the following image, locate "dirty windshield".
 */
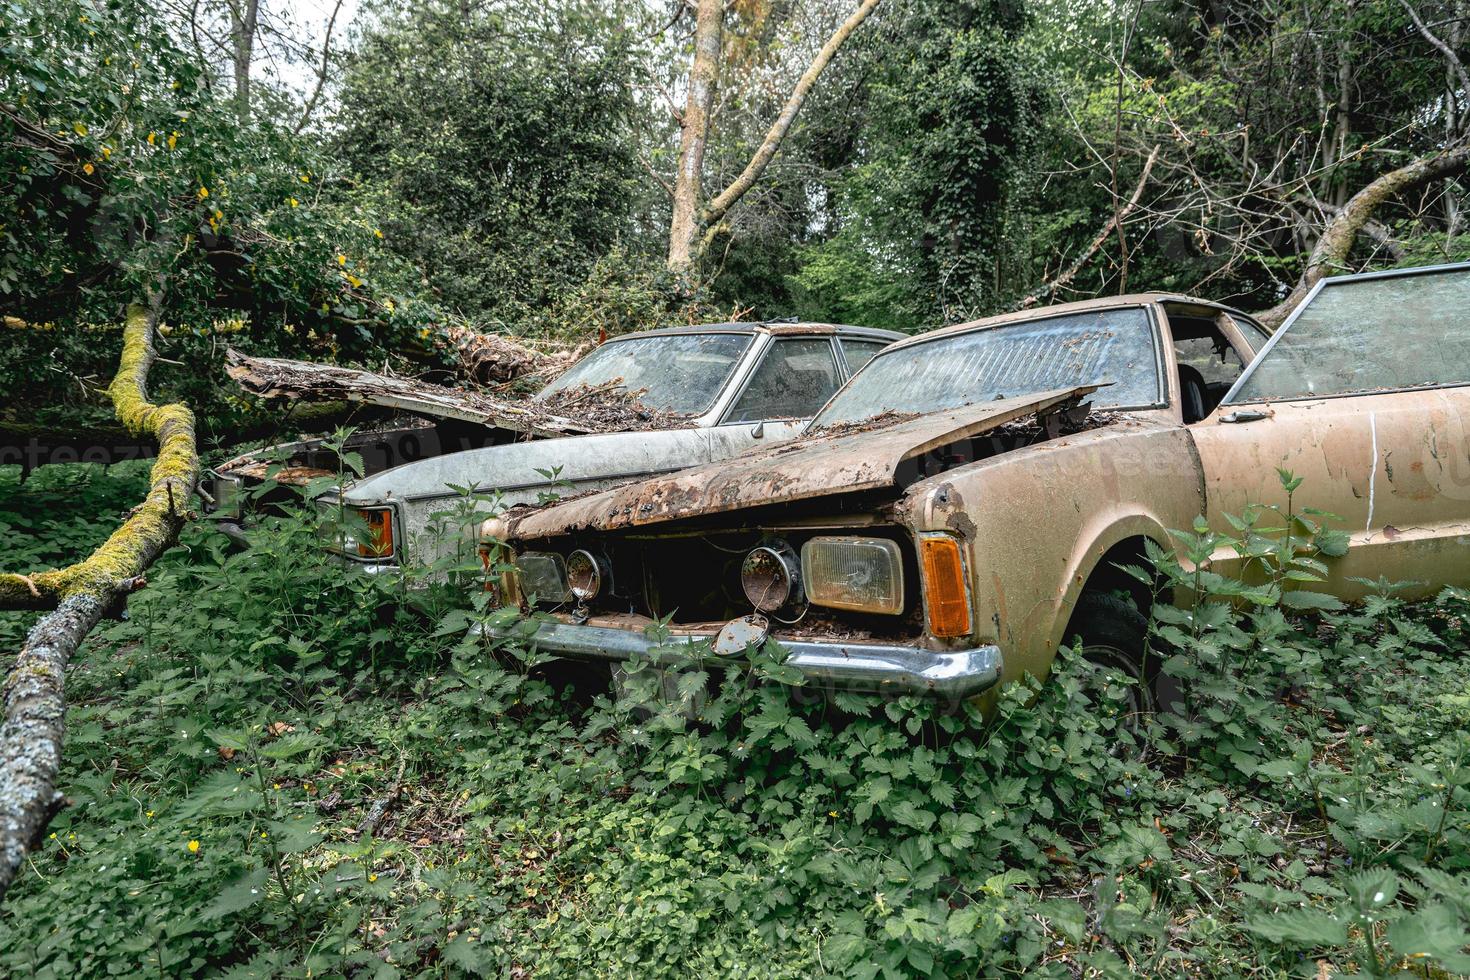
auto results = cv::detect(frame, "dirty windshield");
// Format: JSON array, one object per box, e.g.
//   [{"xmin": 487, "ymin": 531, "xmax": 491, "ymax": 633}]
[
  {"xmin": 536, "ymin": 332, "xmax": 753, "ymax": 415},
  {"xmin": 1229, "ymin": 267, "xmax": 1470, "ymax": 402},
  {"xmin": 813, "ymin": 308, "xmax": 1160, "ymax": 425}
]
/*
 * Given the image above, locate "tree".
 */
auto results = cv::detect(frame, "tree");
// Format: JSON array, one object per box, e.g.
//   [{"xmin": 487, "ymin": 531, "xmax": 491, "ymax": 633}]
[
  {"xmin": 664, "ymin": 0, "xmax": 883, "ymax": 275},
  {"xmin": 334, "ymin": 2, "xmax": 651, "ymax": 326}
]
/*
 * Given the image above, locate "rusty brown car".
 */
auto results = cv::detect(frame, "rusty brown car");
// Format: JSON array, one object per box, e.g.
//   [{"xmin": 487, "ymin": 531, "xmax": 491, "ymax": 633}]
[{"xmin": 484, "ymin": 262, "xmax": 1470, "ymax": 709}]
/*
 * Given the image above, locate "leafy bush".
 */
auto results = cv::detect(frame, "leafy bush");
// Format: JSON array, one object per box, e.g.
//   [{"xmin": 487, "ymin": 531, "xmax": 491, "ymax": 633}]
[{"xmin": 0, "ymin": 467, "xmax": 1467, "ymax": 976}]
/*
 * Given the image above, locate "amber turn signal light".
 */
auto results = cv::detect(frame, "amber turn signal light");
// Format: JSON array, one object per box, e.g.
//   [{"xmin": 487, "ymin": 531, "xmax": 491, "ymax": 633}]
[
  {"xmin": 357, "ymin": 507, "xmax": 394, "ymax": 558},
  {"xmin": 919, "ymin": 535, "xmax": 971, "ymax": 638}
]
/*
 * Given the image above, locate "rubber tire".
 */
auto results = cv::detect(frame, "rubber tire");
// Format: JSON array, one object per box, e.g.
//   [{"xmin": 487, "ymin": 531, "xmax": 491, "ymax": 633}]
[{"xmin": 1064, "ymin": 591, "xmax": 1163, "ymax": 728}]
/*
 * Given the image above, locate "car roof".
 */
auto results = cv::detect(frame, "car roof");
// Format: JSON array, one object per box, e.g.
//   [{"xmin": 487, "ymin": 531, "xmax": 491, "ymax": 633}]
[
  {"xmin": 612, "ymin": 321, "xmax": 905, "ymax": 343},
  {"xmin": 878, "ymin": 293, "xmax": 1265, "ymax": 354}
]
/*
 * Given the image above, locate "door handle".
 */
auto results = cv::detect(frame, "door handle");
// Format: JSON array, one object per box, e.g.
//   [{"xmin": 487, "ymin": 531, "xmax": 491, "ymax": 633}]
[{"xmin": 1220, "ymin": 409, "xmax": 1271, "ymax": 424}]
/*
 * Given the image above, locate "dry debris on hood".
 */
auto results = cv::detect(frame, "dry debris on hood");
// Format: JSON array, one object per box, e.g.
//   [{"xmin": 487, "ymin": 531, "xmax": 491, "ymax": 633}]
[
  {"xmin": 442, "ymin": 324, "xmax": 586, "ymax": 388},
  {"xmin": 534, "ymin": 380, "xmax": 696, "ymax": 431},
  {"xmin": 808, "ymin": 410, "xmax": 921, "ymax": 439}
]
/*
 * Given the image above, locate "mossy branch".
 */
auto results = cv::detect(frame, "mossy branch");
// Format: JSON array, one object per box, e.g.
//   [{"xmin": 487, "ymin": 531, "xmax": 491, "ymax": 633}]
[
  {"xmin": 0, "ymin": 303, "xmax": 198, "ymax": 609},
  {"xmin": 0, "ymin": 298, "xmax": 197, "ymax": 899}
]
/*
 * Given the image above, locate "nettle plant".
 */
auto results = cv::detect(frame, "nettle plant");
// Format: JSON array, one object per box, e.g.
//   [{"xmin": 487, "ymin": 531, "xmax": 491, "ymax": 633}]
[{"xmin": 1122, "ymin": 468, "xmax": 1352, "ymax": 773}]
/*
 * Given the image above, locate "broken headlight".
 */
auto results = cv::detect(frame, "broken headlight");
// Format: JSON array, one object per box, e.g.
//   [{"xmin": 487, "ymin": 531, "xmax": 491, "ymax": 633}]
[
  {"xmin": 741, "ymin": 541, "xmax": 802, "ymax": 612},
  {"xmin": 566, "ymin": 549, "xmax": 610, "ymax": 602},
  {"xmin": 800, "ymin": 536, "xmax": 904, "ymax": 615}
]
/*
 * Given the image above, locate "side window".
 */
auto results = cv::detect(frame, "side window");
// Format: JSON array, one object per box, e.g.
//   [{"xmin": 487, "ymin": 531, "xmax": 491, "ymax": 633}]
[
  {"xmin": 1169, "ymin": 315, "xmax": 1248, "ymax": 423},
  {"xmin": 840, "ymin": 339, "xmax": 888, "ymax": 375},
  {"xmin": 725, "ymin": 339, "xmax": 842, "ymax": 423}
]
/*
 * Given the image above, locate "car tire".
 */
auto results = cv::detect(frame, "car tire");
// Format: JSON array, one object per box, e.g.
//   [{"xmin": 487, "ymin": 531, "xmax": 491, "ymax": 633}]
[{"xmin": 1065, "ymin": 591, "xmax": 1174, "ymax": 729}]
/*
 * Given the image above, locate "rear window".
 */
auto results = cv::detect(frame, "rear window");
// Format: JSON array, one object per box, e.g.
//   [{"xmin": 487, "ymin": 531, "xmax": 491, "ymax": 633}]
[{"xmin": 1230, "ymin": 267, "xmax": 1470, "ymax": 402}]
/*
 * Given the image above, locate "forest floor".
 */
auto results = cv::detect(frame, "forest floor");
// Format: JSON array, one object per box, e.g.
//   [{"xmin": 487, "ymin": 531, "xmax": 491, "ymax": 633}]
[{"xmin": 0, "ymin": 461, "xmax": 1467, "ymax": 979}]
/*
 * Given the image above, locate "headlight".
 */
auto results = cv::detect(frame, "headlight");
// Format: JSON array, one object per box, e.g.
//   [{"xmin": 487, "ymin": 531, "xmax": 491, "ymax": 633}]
[
  {"xmin": 566, "ymin": 549, "xmax": 608, "ymax": 602},
  {"xmin": 800, "ymin": 536, "xmax": 904, "ymax": 615},
  {"xmin": 741, "ymin": 541, "xmax": 801, "ymax": 612},
  {"xmin": 515, "ymin": 552, "xmax": 570, "ymax": 605},
  {"xmin": 326, "ymin": 505, "xmax": 396, "ymax": 560}
]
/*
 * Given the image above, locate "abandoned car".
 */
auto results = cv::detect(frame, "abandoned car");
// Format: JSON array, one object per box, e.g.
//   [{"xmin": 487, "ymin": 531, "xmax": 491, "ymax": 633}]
[
  {"xmin": 302, "ymin": 321, "xmax": 902, "ymax": 568},
  {"xmin": 489, "ymin": 263, "xmax": 1470, "ymax": 707}
]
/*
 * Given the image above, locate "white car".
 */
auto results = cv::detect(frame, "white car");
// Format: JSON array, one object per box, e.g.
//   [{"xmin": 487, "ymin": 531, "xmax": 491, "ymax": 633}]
[{"xmin": 317, "ymin": 321, "xmax": 901, "ymax": 571}]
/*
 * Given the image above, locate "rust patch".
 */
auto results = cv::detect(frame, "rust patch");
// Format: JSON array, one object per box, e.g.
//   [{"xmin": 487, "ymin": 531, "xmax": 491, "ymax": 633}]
[{"xmin": 506, "ymin": 387, "xmax": 1100, "ymax": 540}]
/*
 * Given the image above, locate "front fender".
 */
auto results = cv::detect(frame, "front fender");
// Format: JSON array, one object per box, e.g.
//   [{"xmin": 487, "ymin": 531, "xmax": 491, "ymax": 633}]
[{"xmin": 900, "ymin": 419, "xmax": 1203, "ymax": 685}]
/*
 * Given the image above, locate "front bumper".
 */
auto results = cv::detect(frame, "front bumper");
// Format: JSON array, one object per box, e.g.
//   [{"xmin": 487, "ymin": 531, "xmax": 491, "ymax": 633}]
[{"xmin": 484, "ymin": 617, "xmax": 1003, "ymax": 700}]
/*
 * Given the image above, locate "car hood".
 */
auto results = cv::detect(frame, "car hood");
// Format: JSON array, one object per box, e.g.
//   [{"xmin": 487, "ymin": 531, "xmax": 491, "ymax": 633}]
[
  {"xmin": 505, "ymin": 386, "xmax": 1098, "ymax": 538},
  {"xmin": 338, "ymin": 423, "xmax": 788, "ymax": 506}
]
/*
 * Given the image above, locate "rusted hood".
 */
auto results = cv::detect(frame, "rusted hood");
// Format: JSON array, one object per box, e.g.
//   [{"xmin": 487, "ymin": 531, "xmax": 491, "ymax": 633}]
[{"xmin": 506, "ymin": 386, "xmax": 1097, "ymax": 538}]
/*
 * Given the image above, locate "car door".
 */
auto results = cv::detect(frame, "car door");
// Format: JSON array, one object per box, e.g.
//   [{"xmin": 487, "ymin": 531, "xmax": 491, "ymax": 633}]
[{"xmin": 1190, "ymin": 263, "xmax": 1470, "ymax": 600}]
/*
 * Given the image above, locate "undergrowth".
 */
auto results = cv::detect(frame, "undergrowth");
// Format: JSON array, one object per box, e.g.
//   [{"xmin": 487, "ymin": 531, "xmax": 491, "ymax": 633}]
[{"xmin": 0, "ymin": 463, "xmax": 1465, "ymax": 977}]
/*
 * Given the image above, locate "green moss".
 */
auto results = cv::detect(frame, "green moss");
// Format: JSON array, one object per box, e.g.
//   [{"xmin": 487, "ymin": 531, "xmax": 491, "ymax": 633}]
[{"xmin": 1, "ymin": 304, "xmax": 198, "ymax": 607}]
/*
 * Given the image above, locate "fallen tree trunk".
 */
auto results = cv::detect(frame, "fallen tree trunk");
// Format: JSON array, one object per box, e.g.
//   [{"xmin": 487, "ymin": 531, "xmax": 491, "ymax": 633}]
[
  {"xmin": 0, "ymin": 299, "xmax": 198, "ymax": 897},
  {"xmin": 225, "ymin": 349, "xmax": 595, "ymax": 438},
  {"xmin": 1259, "ymin": 143, "xmax": 1470, "ymax": 328}
]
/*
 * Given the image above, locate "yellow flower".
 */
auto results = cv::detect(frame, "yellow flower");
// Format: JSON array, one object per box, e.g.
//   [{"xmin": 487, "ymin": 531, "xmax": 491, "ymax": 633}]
[
  {"xmin": 101, "ymin": 145, "xmax": 111, "ymax": 160},
  {"xmin": 299, "ymin": 174, "xmax": 310, "ymax": 183},
  {"xmin": 345, "ymin": 273, "xmax": 362, "ymax": 288},
  {"xmin": 289, "ymin": 198, "xmax": 299, "ymax": 208},
  {"xmin": 368, "ymin": 874, "xmax": 378, "ymax": 883},
  {"xmin": 186, "ymin": 840, "xmax": 200, "ymax": 854},
  {"xmin": 197, "ymin": 186, "xmax": 209, "ymax": 200},
  {"xmin": 828, "ymin": 810, "xmax": 838, "ymax": 818},
  {"xmin": 336, "ymin": 254, "xmax": 346, "ymax": 266},
  {"xmin": 147, "ymin": 131, "xmax": 156, "ymax": 145},
  {"xmin": 167, "ymin": 134, "xmax": 177, "ymax": 150},
  {"xmin": 418, "ymin": 327, "xmax": 429, "ymax": 339},
  {"xmin": 146, "ymin": 810, "xmax": 155, "ymax": 818},
  {"xmin": 48, "ymin": 833, "xmax": 56, "ymax": 840},
  {"xmin": 373, "ymin": 229, "xmax": 383, "ymax": 239},
  {"xmin": 73, "ymin": 121, "xmax": 87, "ymax": 136},
  {"xmin": 82, "ymin": 163, "xmax": 94, "ymax": 175}
]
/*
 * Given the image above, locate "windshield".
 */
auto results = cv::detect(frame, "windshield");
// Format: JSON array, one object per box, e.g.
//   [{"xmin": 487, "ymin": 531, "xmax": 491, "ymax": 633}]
[
  {"xmin": 536, "ymin": 333, "xmax": 753, "ymax": 415},
  {"xmin": 1229, "ymin": 267, "xmax": 1470, "ymax": 403},
  {"xmin": 813, "ymin": 308, "xmax": 1161, "ymax": 425}
]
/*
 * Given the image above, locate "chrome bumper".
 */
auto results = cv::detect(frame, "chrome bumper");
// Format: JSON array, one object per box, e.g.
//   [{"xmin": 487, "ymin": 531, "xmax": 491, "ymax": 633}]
[{"xmin": 484, "ymin": 619, "xmax": 1003, "ymax": 700}]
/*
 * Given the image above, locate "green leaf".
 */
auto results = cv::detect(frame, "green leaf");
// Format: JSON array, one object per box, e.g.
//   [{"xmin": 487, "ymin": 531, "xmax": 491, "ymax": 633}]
[
  {"xmin": 1243, "ymin": 908, "xmax": 1346, "ymax": 947},
  {"xmin": 1386, "ymin": 904, "xmax": 1470, "ymax": 972},
  {"xmin": 201, "ymin": 868, "xmax": 270, "ymax": 920}
]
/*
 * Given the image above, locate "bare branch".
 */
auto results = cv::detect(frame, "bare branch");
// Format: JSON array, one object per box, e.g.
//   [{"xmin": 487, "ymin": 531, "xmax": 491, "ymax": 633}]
[
  {"xmin": 1018, "ymin": 145, "xmax": 1161, "ymax": 309},
  {"xmin": 700, "ymin": 0, "xmax": 881, "ymax": 233}
]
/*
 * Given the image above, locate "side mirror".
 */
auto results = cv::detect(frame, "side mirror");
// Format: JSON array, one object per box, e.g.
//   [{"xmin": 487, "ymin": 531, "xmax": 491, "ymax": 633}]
[{"xmin": 750, "ymin": 421, "xmax": 765, "ymax": 438}]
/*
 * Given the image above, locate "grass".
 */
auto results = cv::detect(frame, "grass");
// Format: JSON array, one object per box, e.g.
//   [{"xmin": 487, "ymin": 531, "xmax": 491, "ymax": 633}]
[{"xmin": 0, "ymin": 462, "xmax": 1467, "ymax": 978}]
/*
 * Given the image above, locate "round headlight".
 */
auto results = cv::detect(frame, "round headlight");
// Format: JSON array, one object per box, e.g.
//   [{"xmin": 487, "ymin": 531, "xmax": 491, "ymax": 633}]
[
  {"xmin": 741, "ymin": 542, "xmax": 801, "ymax": 612},
  {"xmin": 566, "ymin": 549, "xmax": 607, "ymax": 602}
]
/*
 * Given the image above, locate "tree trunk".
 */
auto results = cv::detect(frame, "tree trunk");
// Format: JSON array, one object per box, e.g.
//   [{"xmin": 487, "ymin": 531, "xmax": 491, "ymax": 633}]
[
  {"xmin": 1259, "ymin": 143, "xmax": 1470, "ymax": 329},
  {"xmin": 700, "ymin": 0, "xmax": 883, "ymax": 234},
  {"xmin": 667, "ymin": 0, "xmax": 724, "ymax": 274},
  {"xmin": 229, "ymin": 0, "xmax": 259, "ymax": 124},
  {"xmin": 0, "ymin": 300, "xmax": 198, "ymax": 898},
  {"xmin": 666, "ymin": 0, "xmax": 883, "ymax": 274}
]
